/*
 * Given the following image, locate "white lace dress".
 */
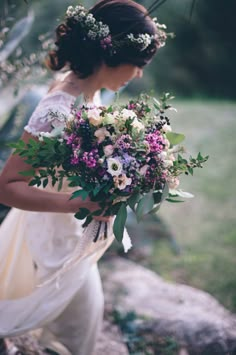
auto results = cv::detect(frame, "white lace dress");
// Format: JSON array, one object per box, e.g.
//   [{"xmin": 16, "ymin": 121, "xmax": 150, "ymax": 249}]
[{"xmin": 0, "ymin": 90, "xmax": 121, "ymax": 355}]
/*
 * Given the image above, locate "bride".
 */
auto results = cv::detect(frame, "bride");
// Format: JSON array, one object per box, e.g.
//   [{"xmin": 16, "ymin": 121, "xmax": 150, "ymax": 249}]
[{"xmin": 0, "ymin": 0, "xmax": 166, "ymax": 353}]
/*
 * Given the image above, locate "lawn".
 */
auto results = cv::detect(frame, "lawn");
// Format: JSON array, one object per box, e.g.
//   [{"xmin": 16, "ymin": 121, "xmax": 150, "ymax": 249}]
[{"xmin": 148, "ymin": 99, "xmax": 236, "ymax": 312}]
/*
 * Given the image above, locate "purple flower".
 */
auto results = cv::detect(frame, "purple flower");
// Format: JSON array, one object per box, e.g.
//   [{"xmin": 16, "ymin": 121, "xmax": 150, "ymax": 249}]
[
  {"xmin": 81, "ymin": 149, "xmax": 99, "ymax": 168},
  {"xmin": 145, "ymin": 131, "xmax": 165, "ymax": 153}
]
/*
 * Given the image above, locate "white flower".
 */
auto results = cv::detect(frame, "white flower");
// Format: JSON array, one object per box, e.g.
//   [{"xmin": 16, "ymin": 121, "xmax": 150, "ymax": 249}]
[
  {"xmin": 167, "ymin": 176, "xmax": 180, "ymax": 190},
  {"xmin": 162, "ymin": 124, "xmax": 172, "ymax": 133},
  {"xmin": 159, "ymin": 151, "xmax": 167, "ymax": 160},
  {"xmin": 113, "ymin": 174, "xmax": 132, "ymax": 190},
  {"xmin": 163, "ymin": 138, "xmax": 170, "ymax": 151},
  {"xmin": 163, "ymin": 159, "xmax": 173, "ymax": 168},
  {"xmin": 103, "ymin": 112, "xmax": 116, "ymax": 125},
  {"xmin": 87, "ymin": 108, "xmax": 103, "ymax": 126},
  {"xmin": 107, "ymin": 157, "xmax": 123, "ymax": 176},
  {"xmin": 38, "ymin": 132, "xmax": 54, "ymax": 141},
  {"xmin": 103, "ymin": 145, "xmax": 114, "ymax": 157},
  {"xmin": 131, "ymin": 117, "xmax": 145, "ymax": 132},
  {"xmin": 120, "ymin": 108, "xmax": 137, "ymax": 121},
  {"xmin": 94, "ymin": 127, "xmax": 110, "ymax": 143}
]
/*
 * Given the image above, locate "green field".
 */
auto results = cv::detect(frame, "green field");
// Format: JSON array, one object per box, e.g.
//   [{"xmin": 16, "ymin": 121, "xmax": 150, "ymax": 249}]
[{"xmin": 148, "ymin": 100, "xmax": 236, "ymax": 312}]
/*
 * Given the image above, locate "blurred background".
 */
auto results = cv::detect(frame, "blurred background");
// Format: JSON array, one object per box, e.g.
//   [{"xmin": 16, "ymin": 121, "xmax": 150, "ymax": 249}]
[{"xmin": 0, "ymin": 0, "xmax": 235, "ymax": 313}]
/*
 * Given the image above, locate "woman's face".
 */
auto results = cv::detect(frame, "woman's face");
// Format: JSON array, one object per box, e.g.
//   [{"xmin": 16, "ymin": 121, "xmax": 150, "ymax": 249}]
[{"xmin": 103, "ymin": 64, "xmax": 144, "ymax": 91}]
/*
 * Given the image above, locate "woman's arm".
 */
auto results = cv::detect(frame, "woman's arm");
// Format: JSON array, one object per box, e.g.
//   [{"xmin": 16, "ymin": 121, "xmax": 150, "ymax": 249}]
[{"xmin": 0, "ymin": 131, "xmax": 100, "ymax": 214}]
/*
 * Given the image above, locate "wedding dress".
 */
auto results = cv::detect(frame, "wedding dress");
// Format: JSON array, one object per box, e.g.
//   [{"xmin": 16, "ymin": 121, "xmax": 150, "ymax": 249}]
[{"xmin": 0, "ymin": 90, "xmax": 131, "ymax": 354}]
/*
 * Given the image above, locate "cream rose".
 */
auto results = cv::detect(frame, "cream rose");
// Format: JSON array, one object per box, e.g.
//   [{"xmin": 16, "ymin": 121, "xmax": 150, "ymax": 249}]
[
  {"xmin": 120, "ymin": 108, "xmax": 137, "ymax": 121},
  {"xmin": 87, "ymin": 108, "xmax": 103, "ymax": 126},
  {"xmin": 131, "ymin": 117, "xmax": 145, "ymax": 132}
]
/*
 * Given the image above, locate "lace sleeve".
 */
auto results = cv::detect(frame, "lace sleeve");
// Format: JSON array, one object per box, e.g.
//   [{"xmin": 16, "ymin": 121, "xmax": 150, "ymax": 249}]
[{"xmin": 24, "ymin": 92, "xmax": 74, "ymax": 137}]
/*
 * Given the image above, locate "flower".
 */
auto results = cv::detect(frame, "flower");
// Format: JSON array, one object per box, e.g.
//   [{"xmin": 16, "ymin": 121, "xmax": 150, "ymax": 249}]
[
  {"xmin": 120, "ymin": 108, "xmax": 137, "ymax": 121},
  {"xmin": 113, "ymin": 174, "xmax": 132, "ymax": 190},
  {"xmin": 94, "ymin": 127, "xmax": 110, "ymax": 143},
  {"xmin": 162, "ymin": 124, "xmax": 172, "ymax": 133},
  {"xmin": 167, "ymin": 176, "xmax": 180, "ymax": 189},
  {"xmin": 87, "ymin": 108, "xmax": 103, "ymax": 126},
  {"xmin": 163, "ymin": 138, "xmax": 170, "ymax": 151},
  {"xmin": 139, "ymin": 164, "xmax": 149, "ymax": 176},
  {"xmin": 103, "ymin": 145, "xmax": 114, "ymax": 157},
  {"xmin": 107, "ymin": 157, "xmax": 123, "ymax": 176},
  {"xmin": 131, "ymin": 117, "xmax": 145, "ymax": 132},
  {"xmin": 103, "ymin": 111, "xmax": 119, "ymax": 125},
  {"xmin": 163, "ymin": 159, "xmax": 174, "ymax": 168}
]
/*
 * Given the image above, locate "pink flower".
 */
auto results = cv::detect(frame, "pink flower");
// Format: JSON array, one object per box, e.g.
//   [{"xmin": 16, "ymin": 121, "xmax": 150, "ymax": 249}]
[
  {"xmin": 94, "ymin": 127, "xmax": 110, "ymax": 143},
  {"xmin": 167, "ymin": 176, "xmax": 180, "ymax": 189},
  {"xmin": 103, "ymin": 145, "xmax": 114, "ymax": 157},
  {"xmin": 113, "ymin": 174, "xmax": 132, "ymax": 190}
]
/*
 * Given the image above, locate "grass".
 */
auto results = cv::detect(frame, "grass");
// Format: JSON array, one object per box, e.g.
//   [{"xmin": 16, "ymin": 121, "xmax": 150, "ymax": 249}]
[{"xmin": 148, "ymin": 99, "xmax": 236, "ymax": 312}]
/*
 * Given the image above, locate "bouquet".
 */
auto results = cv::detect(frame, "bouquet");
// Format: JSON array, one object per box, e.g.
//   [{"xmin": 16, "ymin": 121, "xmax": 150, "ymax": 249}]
[{"xmin": 10, "ymin": 93, "xmax": 208, "ymax": 249}]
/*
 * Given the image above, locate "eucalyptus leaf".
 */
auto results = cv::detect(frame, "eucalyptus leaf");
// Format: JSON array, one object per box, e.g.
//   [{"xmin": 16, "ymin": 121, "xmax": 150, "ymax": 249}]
[
  {"xmin": 128, "ymin": 192, "xmax": 140, "ymax": 211},
  {"xmin": 113, "ymin": 203, "xmax": 127, "ymax": 242},
  {"xmin": 166, "ymin": 132, "xmax": 185, "ymax": 145},
  {"xmin": 149, "ymin": 203, "xmax": 161, "ymax": 214},
  {"xmin": 136, "ymin": 192, "xmax": 154, "ymax": 222},
  {"xmin": 161, "ymin": 183, "xmax": 169, "ymax": 202}
]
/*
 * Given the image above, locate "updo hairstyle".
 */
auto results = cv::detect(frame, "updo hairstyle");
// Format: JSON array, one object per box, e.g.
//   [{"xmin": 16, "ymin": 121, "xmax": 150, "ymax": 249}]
[{"xmin": 46, "ymin": 0, "xmax": 159, "ymax": 78}]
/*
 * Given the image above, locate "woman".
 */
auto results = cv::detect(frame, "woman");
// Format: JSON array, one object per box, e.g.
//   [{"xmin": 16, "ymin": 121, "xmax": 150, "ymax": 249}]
[{"xmin": 0, "ymin": 0, "xmax": 166, "ymax": 353}]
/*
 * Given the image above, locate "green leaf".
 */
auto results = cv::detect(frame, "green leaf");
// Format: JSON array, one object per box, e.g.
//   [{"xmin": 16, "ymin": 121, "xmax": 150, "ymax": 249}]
[
  {"xmin": 28, "ymin": 179, "xmax": 38, "ymax": 186},
  {"xmin": 136, "ymin": 192, "xmax": 154, "ymax": 222},
  {"xmin": 161, "ymin": 183, "xmax": 169, "ymax": 202},
  {"xmin": 113, "ymin": 203, "xmax": 127, "ymax": 243},
  {"xmin": 43, "ymin": 178, "xmax": 49, "ymax": 188},
  {"xmin": 128, "ymin": 192, "xmax": 140, "ymax": 211},
  {"xmin": 166, "ymin": 198, "xmax": 184, "ymax": 203},
  {"xmin": 58, "ymin": 176, "xmax": 63, "ymax": 191},
  {"xmin": 188, "ymin": 166, "xmax": 194, "ymax": 175},
  {"xmin": 82, "ymin": 215, "xmax": 93, "ymax": 228},
  {"xmin": 74, "ymin": 208, "xmax": 90, "ymax": 220},
  {"xmin": 166, "ymin": 132, "xmax": 185, "ymax": 145},
  {"xmin": 153, "ymin": 191, "xmax": 162, "ymax": 204},
  {"xmin": 149, "ymin": 203, "xmax": 161, "ymax": 214},
  {"xmin": 197, "ymin": 152, "xmax": 203, "ymax": 161},
  {"xmin": 18, "ymin": 169, "xmax": 36, "ymax": 177},
  {"xmin": 93, "ymin": 185, "xmax": 102, "ymax": 197},
  {"xmin": 69, "ymin": 189, "xmax": 89, "ymax": 201}
]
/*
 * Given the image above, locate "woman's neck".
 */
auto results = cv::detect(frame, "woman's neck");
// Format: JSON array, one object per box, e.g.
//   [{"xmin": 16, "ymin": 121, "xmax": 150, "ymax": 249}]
[{"xmin": 62, "ymin": 69, "xmax": 104, "ymax": 102}]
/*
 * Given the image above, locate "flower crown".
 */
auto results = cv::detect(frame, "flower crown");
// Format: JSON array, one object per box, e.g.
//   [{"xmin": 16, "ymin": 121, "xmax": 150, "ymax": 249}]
[{"xmin": 66, "ymin": 5, "xmax": 169, "ymax": 54}]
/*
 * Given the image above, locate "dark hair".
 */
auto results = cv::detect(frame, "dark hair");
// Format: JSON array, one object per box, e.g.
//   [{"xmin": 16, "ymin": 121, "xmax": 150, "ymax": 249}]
[{"xmin": 46, "ymin": 0, "xmax": 159, "ymax": 78}]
